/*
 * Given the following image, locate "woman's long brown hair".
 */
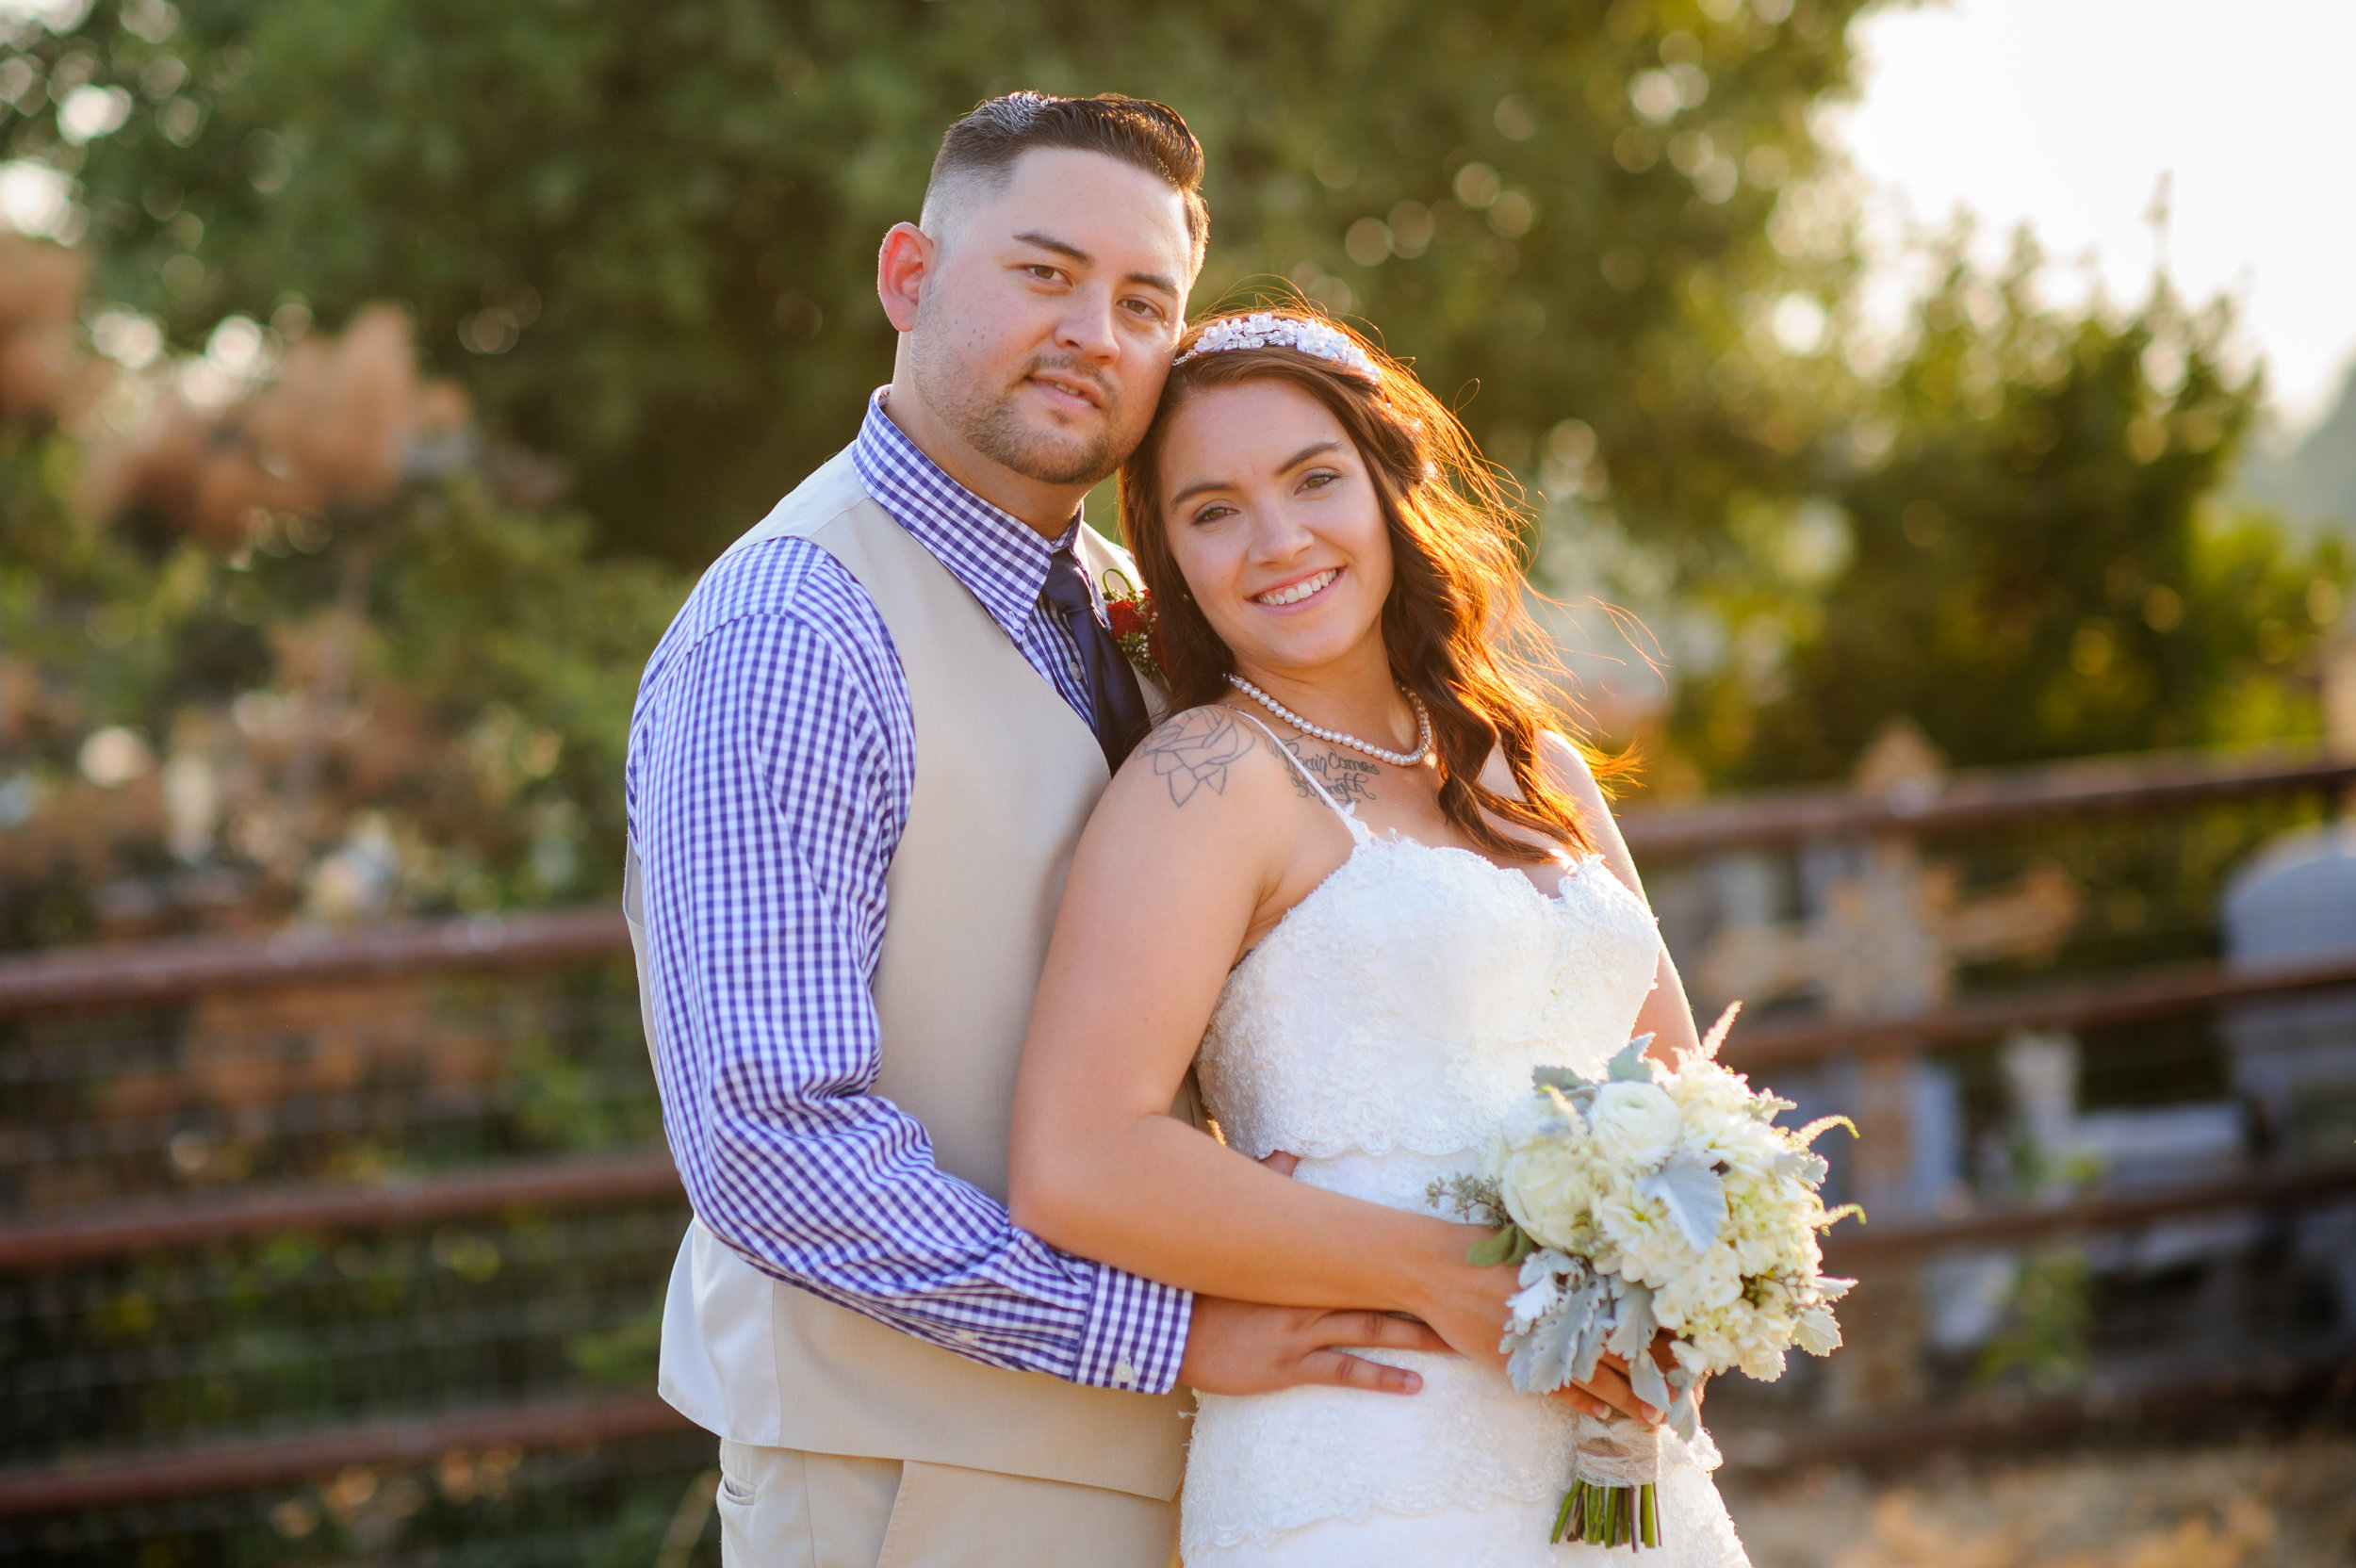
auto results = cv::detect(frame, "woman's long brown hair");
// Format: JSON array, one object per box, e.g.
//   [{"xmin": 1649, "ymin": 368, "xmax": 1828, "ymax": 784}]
[{"xmin": 1119, "ymin": 307, "xmax": 1599, "ymax": 860}]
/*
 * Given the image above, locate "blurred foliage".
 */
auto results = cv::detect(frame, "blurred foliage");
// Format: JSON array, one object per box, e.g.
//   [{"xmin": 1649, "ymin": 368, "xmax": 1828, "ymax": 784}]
[
  {"xmin": 0, "ymin": 393, "xmax": 686, "ymax": 944},
  {"xmin": 1671, "ymin": 241, "xmax": 2348, "ymax": 786},
  {"xmin": 567, "ymin": 1297, "xmax": 665, "ymax": 1388},
  {"xmin": 17, "ymin": 0, "xmax": 1867, "ymax": 564},
  {"xmin": 1972, "ymin": 1246, "xmax": 2092, "ymax": 1396},
  {"xmin": 0, "ymin": 0, "xmax": 2341, "ymax": 956}
]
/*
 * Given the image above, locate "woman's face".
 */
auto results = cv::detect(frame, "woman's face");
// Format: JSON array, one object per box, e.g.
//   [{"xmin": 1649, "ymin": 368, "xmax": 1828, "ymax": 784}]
[{"xmin": 1154, "ymin": 378, "xmax": 1394, "ymax": 682}]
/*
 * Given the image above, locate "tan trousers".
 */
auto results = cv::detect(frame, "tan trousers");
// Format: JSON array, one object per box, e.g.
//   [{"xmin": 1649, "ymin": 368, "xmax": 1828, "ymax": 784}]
[{"xmin": 715, "ymin": 1441, "xmax": 1180, "ymax": 1568}]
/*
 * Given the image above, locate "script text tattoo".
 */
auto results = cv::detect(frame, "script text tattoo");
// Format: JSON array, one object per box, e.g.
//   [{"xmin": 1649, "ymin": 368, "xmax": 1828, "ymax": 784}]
[{"xmin": 1276, "ymin": 737, "xmax": 1381, "ymax": 806}]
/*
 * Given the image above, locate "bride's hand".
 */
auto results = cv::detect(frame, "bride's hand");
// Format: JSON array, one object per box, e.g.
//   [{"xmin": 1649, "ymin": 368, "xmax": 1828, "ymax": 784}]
[
  {"xmin": 1567, "ymin": 1351, "xmax": 1662, "ymax": 1427},
  {"xmin": 1261, "ymin": 1154, "xmax": 1662, "ymax": 1425},
  {"xmin": 1399, "ymin": 1224, "xmax": 1663, "ymax": 1427}
]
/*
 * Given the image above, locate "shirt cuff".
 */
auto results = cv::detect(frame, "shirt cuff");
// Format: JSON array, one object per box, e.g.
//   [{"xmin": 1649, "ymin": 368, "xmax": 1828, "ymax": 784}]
[{"xmin": 1071, "ymin": 1263, "xmax": 1193, "ymax": 1396}]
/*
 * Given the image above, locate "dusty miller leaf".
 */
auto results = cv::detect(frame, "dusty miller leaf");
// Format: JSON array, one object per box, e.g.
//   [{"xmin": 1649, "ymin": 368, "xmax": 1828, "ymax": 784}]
[
  {"xmin": 1604, "ymin": 1277, "xmax": 1657, "ymax": 1364},
  {"xmin": 1638, "ymin": 1154, "xmax": 1728, "ymax": 1253},
  {"xmin": 1627, "ymin": 1343, "xmax": 1673, "ymax": 1413},
  {"xmin": 1507, "ymin": 1286, "xmax": 1594, "ymax": 1394},
  {"xmin": 1606, "ymin": 1035, "xmax": 1656, "ymax": 1082},
  {"xmin": 1564, "ymin": 1276, "xmax": 1613, "ymax": 1385},
  {"xmin": 1666, "ymin": 1380, "xmax": 1702, "ymax": 1443}
]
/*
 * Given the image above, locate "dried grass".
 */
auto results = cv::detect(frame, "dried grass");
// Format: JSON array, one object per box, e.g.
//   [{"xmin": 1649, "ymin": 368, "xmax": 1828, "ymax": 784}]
[{"xmin": 1723, "ymin": 1439, "xmax": 2356, "ymax": 1568}]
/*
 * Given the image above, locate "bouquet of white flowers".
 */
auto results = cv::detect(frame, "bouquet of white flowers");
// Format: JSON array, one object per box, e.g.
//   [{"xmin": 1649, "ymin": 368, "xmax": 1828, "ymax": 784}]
[{"xmin": 1431, "ymin": 1005, "xmax": 1858, "ymax": 1550}]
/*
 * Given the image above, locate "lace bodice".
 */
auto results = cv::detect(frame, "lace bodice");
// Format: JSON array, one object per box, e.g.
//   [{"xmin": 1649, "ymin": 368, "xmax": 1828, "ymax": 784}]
[
  {"xmin": 1183, "ymin": 731, "xmax": 1746, "ymax": 1565},
  {"xmin": 1198, "ymin": 829, "xmax": 1661, "ymax": 1172}
]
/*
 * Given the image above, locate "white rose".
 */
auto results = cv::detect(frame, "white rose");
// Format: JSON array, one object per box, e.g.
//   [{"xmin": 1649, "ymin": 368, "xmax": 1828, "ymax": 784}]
[
  {"xmin": 1500, "ymin": 1143, "xmax": 1594, "ymax": 1250},
  {"xmin": 1591, "ymin": 1080, "xmax": 1683, "ymax": 1170}
]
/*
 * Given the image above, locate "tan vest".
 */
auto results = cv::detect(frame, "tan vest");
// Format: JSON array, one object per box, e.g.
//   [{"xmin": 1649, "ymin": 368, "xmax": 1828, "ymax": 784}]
[{"xmin": 625, "ymin": 447, "xmax": 1189, "ymax": 1500}]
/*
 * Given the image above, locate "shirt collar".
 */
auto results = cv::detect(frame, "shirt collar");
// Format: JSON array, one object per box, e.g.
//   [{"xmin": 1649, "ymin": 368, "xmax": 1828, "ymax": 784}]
[{"xmin": 851, "ymin": 389, "xmax": 1082, "ymax": 643}]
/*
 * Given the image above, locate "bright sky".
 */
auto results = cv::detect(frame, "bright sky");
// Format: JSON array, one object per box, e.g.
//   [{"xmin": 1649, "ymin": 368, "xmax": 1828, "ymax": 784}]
[{"xmin": 1830, "ymin": 0, "xmax": 2356, "ymax": 434}]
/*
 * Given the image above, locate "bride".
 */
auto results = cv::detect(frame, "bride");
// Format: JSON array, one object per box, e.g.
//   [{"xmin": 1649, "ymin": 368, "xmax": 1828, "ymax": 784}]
[{"xmin": 1008, "ymin": 309, "xmax": 1749, "ymax": 1566}]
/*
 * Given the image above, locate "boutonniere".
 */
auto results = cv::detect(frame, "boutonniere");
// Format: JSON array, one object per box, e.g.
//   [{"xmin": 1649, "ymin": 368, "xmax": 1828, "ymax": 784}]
[{"xmin": 1100, "ymin": 567, "xmax": 1169, "ymax": 688}]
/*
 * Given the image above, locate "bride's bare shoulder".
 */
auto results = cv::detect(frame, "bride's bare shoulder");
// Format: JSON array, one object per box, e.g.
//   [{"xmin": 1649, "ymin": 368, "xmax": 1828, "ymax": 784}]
[{"xmin": 1102, "ymin": 702, "xmax": 1301, "ymax": 822}]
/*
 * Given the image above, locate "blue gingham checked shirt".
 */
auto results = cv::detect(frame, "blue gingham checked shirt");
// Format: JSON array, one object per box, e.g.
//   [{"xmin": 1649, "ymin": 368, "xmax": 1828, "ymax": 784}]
[{"xmin": 625, "ymin": 391, "xmax": 1191, "ymax": 1396}]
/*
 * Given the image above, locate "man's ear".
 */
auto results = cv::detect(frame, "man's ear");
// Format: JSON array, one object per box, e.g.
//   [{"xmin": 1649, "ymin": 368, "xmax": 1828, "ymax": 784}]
[{"xmin": 876, "ymin": 221, "xmax": 934, "ymax": 334}]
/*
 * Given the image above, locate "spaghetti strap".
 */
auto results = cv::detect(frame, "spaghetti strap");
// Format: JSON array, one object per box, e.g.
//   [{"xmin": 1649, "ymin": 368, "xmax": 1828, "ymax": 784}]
[{"xmin": 1230, "ymin": 709, "xmax": 1371, "ymax": 843}]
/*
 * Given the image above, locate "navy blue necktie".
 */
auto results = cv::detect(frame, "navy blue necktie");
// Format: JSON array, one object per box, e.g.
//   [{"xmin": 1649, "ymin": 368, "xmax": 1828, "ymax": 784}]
[{"xmin": 1040, "ymin": 543, "xmax": 1153, "ymax": 773}]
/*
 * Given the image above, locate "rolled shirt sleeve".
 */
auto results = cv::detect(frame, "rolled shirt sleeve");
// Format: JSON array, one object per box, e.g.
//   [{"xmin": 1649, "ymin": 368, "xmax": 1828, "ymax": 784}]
[{"xmin": 627, "ymin": 537, "xmax": 1190, "ymax": 1395}]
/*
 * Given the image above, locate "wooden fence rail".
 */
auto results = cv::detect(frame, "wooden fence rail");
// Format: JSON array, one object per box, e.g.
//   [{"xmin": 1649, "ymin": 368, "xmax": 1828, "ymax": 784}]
[
  {"xmin": 5, "ymin": 1144, "xmax": 2349, "ymax": 1275},
  {"xmin": 0, "ymin": 1151, "xmax": 682, "ymax": 1270},
  {"xmin": 1613, "ymin": 743, "xmax": 2356, "ymax": 858},
  {"xmin": 4, "ymin": 742, "xmax": 2351, "ymax": 1016},
  {"xmin": 0, "ymin": 1392, "xmax": 693, "ymax": 1518},
  {"xmin": 0, "ymin": 906, "xmax": 628, "ymax": 1015}
]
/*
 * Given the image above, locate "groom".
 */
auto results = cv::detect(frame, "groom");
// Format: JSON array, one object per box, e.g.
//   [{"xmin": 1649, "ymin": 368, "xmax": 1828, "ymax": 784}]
[{"xmin": 623, "ymin": 93, "xmax": 1443, "ymax": 1567}]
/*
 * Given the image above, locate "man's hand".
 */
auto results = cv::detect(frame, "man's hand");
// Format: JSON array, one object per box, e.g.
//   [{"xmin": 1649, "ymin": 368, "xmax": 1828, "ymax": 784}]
[{"xmin": 1178, "ymin": 1296, "xmax": 1449, "ymax": 1396}]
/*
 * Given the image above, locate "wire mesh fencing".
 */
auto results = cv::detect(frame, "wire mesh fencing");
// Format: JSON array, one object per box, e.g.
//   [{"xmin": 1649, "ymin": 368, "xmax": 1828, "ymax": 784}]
[{"xmin": 0, "ymin": 953, "xmax": 712, "ymax": 1567}]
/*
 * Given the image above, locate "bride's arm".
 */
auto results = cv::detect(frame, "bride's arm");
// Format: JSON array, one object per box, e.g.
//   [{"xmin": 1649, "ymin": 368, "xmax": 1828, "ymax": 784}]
[
  {"xmin": 1540, "ymin": 732, "xmax": 1705, "ymax": 1064},
  {"xmin": 1011, "ymin": 709, "xmax": 1475, "ymax": 1315},
  {"xmin": 1010, "ymin": 710, "xmax": 1590, "ymax": 1370}
]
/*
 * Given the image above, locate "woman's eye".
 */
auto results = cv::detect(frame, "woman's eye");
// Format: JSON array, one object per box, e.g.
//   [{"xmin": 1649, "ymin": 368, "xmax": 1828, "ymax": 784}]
[
  {"xmin": 1026, "ymin": 265, "xmax": 1061, "ymax": 282},
  {"xmin": 1301, "ymin": 470, "xmax": 1338, "ymax": 490},
  {"xmin": 1190, "ymin": 503, "xmax": 1236, "ymax": 527}
]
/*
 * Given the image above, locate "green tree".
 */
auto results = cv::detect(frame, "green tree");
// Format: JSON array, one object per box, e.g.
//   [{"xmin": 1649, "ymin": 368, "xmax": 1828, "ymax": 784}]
[
  {"xmin": 1674, "ymin": 241, "xmax": 2345, "ymax": 784},
  {"xmin": 22, "ymin": 0, "xmax": 1870, "ymax": 564}
]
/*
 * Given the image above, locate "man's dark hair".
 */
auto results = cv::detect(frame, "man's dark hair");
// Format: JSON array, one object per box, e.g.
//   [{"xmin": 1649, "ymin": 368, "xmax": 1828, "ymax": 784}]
[{"xmin": 924, "ymin": 91, "xmax": 1207, "ymax": 267}]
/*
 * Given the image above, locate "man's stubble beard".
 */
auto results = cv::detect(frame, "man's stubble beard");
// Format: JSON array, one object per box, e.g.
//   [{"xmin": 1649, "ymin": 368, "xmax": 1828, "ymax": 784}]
[
  {"xmin": 910, "ymin": 319, "xmax": 1129, "ymax": 488},
  {"xmin": 966, "ymin": 385, "xmax": 1122, "ymax": 487}
]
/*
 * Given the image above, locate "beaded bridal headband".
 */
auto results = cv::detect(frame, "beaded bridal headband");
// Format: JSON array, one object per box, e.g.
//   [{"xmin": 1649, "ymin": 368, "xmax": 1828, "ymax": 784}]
[{"xmin": 1173, "ymin": 311, "xmax": 1381, "ymax": 378}]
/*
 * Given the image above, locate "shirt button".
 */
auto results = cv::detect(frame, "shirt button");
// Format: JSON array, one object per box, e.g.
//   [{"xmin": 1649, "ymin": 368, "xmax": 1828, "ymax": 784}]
[
  {"xmin": 1113, "ymin": 1356, "xmax": 1137, "ymax": 1387},
  {"xmin": 955, "ymin": 1330, "xmax": 980, "ymax": 1345}
]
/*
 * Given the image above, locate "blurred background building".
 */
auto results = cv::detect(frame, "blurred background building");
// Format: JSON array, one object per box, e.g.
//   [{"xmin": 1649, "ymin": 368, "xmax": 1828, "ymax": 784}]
[{"xmin": 0, "ymin": 0, "xmax": 2350, "ymax": 1564}]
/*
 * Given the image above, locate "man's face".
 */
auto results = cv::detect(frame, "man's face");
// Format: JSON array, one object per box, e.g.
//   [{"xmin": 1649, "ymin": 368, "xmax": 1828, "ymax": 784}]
[{"xmin": 908, "ymin": 148, "xmax": 1194, "ymax": 489}]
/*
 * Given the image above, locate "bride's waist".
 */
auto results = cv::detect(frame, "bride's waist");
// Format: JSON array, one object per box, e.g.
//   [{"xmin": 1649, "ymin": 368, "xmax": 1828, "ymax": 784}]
[{"xmin": 1289, "ymin": 1147, "xmax": 1483, "ymax": 1214}]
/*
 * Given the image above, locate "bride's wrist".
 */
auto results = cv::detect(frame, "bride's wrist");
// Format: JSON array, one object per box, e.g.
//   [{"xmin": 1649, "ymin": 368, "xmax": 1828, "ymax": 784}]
[{"xmin": 1390, "ymin": 1217, "xmax": 1492, "ymax": 1318}]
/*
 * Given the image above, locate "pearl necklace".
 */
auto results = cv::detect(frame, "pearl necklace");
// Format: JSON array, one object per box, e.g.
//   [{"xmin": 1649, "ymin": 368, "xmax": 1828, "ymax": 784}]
[{"xmin": 1226, "ymin": 674, "xmax": 1434, "ymax": 767}]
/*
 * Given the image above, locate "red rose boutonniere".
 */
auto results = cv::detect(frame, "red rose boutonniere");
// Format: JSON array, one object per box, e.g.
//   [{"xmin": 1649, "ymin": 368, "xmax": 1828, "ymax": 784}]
[{"xmin": 1100, "ymin": 567, "xmax": 1169, "ymax": 689}]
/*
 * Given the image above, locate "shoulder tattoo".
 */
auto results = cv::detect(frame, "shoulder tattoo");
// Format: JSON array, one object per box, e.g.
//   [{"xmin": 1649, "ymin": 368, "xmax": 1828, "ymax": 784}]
[{"xmin": 1137, "ymin": 707, "xmax": 1257, "ymax": 808}]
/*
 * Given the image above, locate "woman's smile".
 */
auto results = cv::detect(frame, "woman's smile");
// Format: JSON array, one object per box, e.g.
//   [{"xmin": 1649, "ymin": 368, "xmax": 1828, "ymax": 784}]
[{"xmin": 1251, "ymin": 566, "xmax": 1343, "ymax": 609}]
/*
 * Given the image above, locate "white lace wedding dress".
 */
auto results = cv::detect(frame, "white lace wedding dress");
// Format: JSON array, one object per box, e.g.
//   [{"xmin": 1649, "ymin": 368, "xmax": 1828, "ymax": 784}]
[{"xmin": 1182, "ymin": 722, "xmax": 1752, "ymax": 1568}]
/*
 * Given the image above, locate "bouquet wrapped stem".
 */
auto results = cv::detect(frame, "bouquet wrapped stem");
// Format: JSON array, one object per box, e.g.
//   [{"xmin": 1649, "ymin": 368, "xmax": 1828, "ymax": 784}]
[
  {"xmin": 1552, "ymin": 1477, "xmax": 1660, "ymax": 1549},
  {"xmin": 1432, "ymin": 1005, "xmax": 1860, "ymax": 1552}
]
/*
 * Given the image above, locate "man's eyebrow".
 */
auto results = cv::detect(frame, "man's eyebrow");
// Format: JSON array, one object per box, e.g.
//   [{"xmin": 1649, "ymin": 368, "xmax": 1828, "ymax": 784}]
[
  {"xmin": 1011, "ymin": 230, "xmax": 1179, "ymax": 298},
  {"xmin": 1013, "ymin": 230, "xmax": 1090, "ymax": 264},
  {"xmin": 1169, "ymin": 440, "xmax": 1345, "ymax": 508}
]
